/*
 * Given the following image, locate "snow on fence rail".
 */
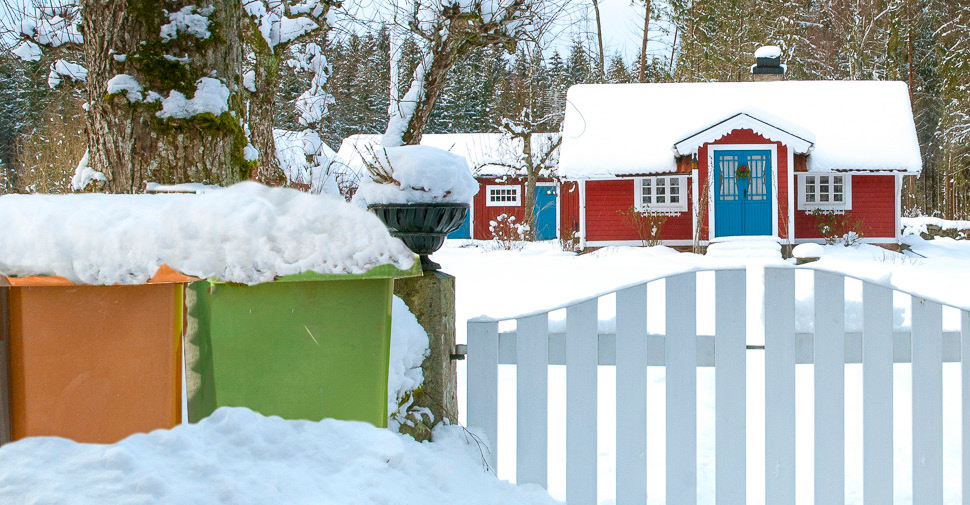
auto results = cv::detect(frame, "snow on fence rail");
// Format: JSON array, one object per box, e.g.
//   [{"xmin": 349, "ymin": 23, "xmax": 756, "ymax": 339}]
[{"xmin": 466, "ymin": 266, "xmax": 970, "ymax": 505}]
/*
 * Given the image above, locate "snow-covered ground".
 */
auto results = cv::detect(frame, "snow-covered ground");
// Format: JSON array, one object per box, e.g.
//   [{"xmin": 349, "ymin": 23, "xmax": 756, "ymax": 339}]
[{"xmin": 436, "ymin": 237, "xmax": 970, "ymax": 505}]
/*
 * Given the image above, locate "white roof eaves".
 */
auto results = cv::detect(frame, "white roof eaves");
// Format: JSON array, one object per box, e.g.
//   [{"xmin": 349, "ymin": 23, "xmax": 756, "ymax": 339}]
[{"xmin": 673, "ymin": 112, "xmax": 815, "ymax": 156}]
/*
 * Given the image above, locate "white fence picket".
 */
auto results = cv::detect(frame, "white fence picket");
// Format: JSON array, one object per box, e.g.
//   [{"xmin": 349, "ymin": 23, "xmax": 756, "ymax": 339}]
[
  {"xmin": 615, "ymin": 285, "xmax": 649, "ymax": 505},
  {"xmin": 516, "ymin": 314, "xmax": 549, "ymax": 487},
  {"xmin": 862, "ymin": 282, "xmax": 893, "ymax": 505},
  {"xmin": 912, "ymin": 298, "xmax": 944, "ymax": 505},
  {"xmin": 666, "ymin": 272, "xmax": 697, "ymax": 505},
  {"xmin": 566, "ymin": 300, "xmax": 598, "ymax": 505},
  {"xmin": 962, "ymin": 310, "xmax": 970, "ymax": 505},
  {"xmin": 715, "ymin": 269, "xmax": 746, "ymax": 505},
  {"xmin": 814, "ymin": 271, "xmax": 845, "ymax": 505},
  {"xmin": 764, "ymin": 267, "xmax": 796, "ymax": 505},
  {"xmin": 467, "ymin": 320, "xmax": 500, "ymax": 471}
]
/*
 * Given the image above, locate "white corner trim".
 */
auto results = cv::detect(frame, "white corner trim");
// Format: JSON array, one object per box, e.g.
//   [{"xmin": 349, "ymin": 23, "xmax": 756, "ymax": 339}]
[
  {"xmin": 895, "ymin": 174, "xmax": 902, "ymax": 242},
  {"xmin": 787, "ymin": 148, "xmax": 795, "ymax": 240},
  {"xmin": 579, "ymin": 180, "xmax": 587, "ymax": 249},
  {"xmin": 674, "ymin": 113, "xmax": 814, "ymax": 156}
]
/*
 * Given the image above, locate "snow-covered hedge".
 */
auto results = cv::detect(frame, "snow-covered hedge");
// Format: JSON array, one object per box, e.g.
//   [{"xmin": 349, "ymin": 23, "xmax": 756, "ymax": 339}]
[
  {"xmin": 353, "ymin": 145, "xmax": 478, "ymax": 206},
  {"xmin": 0, "ymin": 182, "xmax": 415, "ymax": 285}
]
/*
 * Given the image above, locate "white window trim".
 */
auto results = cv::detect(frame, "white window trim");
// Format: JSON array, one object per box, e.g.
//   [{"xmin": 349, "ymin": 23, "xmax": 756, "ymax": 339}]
[
  {"xmin": 635, "ymin": 175, "xmax": 689, "ymax": 213},
  {"xmin": 485, "ymin": 184, "xmax": 521, "ymax": 207},
  {"xmin": 797, "ymin": 173, "xmax": 852, "ymax": 211}
]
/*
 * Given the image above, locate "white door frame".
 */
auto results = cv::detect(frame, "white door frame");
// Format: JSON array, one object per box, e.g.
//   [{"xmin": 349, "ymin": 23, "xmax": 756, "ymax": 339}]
[{"xmin": 707, "ymin": 144, "xmax": 779, "ymax": 240}]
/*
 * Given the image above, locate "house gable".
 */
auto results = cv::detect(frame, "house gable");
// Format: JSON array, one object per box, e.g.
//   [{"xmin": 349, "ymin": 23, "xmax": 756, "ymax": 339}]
[{"xmin": 674, "ymin": 112, "xmax": 814, "ymax": 158}]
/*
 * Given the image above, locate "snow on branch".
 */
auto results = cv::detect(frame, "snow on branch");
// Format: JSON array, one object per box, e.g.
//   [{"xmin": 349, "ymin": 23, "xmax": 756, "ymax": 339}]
[
  {"xmin": 243, "ymin": 0, "xmax": 328, "ymax": 50},
  {"xmin": 4, "ymin": 0, "xmax": 82, "ymax": 60}
]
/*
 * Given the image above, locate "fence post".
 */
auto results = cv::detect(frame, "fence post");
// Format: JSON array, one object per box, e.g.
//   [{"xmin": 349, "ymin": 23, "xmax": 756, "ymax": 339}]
[
  {"xmin": 814, "ymin": 271, "xmax": 845, "ymax": 505},
  {"xmin": 862, "ymin": 282, "xmax": 893, "ymax": 505},
  {"xmin": 616, "ymin": 284, "xmax": 648, "ymax": 505},
  {"xmin": 666, "ymin": 272, "xmax": 697, "ymax": 505},
  {"xmin": 566, "ymin": 300, "xmax": 598, "ymax": 505},
  {"xmin": 517, "ymin": 313, "xmax": 549, "ymax": 487},
  {"xmin": 764, "ymin": 267, "xmax": 795, "ymax": 505},
  {"xmin": 912, "ymin": 297, "xmax": 943, "ymax": 504},
  {"xmin": 962, "ymin": 310, "xmax": 970, "ymax": 505},
  {"xmin": 715, "ymin": 269, "xmax": 746, "ymax": 505},
  {"xmin": 467, "ymin": 320, "xmax": 499, "ymax": 472}
]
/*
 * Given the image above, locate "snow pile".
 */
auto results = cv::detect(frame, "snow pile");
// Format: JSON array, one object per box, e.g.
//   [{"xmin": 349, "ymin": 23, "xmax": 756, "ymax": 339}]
[
  {"xmin": 902, "ymin": 216, "xmax": 970, "ymax": 236},
  {"xmin": 560, "ymin": 81, "xmax": 922, "ymax": 177},
  {"xmin": 157, "ymin": 77, "xmax": 230, "ymax": 119},
  {"xmin": 47, "ymin": 59, "xmax": 87, "ymax": 88},
  {"xmin": 12, "ymin": 41, "xmax": 41, "ymax": 62},
  {"xmin": 340, "ymin": 133, "xmax": 561, "ymax": 178},
  {"xmin": 0, "ymin": 182, "xmax": 415, "ymax": 285},
  {"xmin": 273, "ymin": 128, "xmax": 338, "ymax": 193},
  {"xmin": 160, "ymin": 5, "xmax": 213, "ymax": 42},
  {"xmin": 19, "ymin": 5, "xmax": 82, "ymax": 48},
  {"xmin": 352, "ymin": 145, "xmax": 479, "ymax": 205},
  {"xmin": 792, "ymin": 242, "xmax": 824, "ymax": 258},
  {"xmin": 145, "ymin": 182, "xmax": 222, "ymax": 194},
  {"xmin": 754, "ymin": 45, "xmax": 782, "ymax": 58},
  {"xmin": 388, "ymin": 296, "xmax": 429, "ymax": 421},
  {"xmin": 0, "ymin": 407, "xmax": 560, "ymax": 505}
]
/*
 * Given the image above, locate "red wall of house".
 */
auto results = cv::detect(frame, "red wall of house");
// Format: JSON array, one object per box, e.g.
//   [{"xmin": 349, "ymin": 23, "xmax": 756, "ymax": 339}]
[
  {"xmin": 584, "ymin": 179, "xmax": 695, "ymax": 242},
  {"xmin": 794, "ymin": 175, "xmax": 897, "ymax": 239},
  {"xmin": 698, "ymin": 129, "xmax": 790, "ymax": 240},
  {"xmin": 473, "ymin": 178, "xmax": 525, "ymax": 239},
  {"xmin": 559, "ymin": 181, "xmax": 580, "ymax": 240}
]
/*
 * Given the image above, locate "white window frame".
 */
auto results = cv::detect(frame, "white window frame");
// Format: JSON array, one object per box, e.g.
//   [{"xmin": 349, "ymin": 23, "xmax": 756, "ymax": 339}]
[
  {"xmin": 798, "ymin": 173, "xmax": 852, "ymax": 211},
  {"xmin": 486, "ymin": 185, "xmax": 521, "ymax": 207},
  {"xmin": 635, "ymin": 175, "xmax": 688, "ymax": 213}
]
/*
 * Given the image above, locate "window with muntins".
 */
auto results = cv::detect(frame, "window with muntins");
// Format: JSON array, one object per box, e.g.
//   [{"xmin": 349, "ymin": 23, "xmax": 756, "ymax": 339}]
[
  {"xmin": 637, "ymin": 176, "xmax": 688, "ymax": 212},
  {"xmin": 799, "ymin": 174, "xmax": 851, "ymax": 210},
  {"xmin": 486, "ymin": 185, "xmax": 521, "ymax": 206}
]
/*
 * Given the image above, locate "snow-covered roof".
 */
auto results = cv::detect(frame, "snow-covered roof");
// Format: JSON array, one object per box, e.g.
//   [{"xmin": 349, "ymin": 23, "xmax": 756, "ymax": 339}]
[
  {"xmin": 337, "ymin": 133, "xmax": 560, "ymax": 178},
  {"xmin": 560, "ymin": 81, "xmax": 922, "ymax": 178},
  {"xmin": 0, "ymin": 182, "xmax": 415, "ymax": 285}
]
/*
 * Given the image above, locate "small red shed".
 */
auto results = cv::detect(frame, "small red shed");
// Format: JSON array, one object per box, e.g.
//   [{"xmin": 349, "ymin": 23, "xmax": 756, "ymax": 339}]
[{"xmin": 558, "ymin": 80, "xmax": 922, "ymax": 248}]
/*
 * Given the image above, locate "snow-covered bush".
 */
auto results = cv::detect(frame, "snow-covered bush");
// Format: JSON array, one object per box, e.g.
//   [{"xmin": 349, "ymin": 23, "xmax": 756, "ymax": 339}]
[
  {"xmin": 352, "ymin": 145, "xmax": 478, "ymax": 206},
  {"xmin": 811, "ymin": 208, "xmax": 866, "ymax": 246},
  {"xmin": 618, "ymin": 205, "xmax": 667, "ymax": 246},
  {"xmin": 488, "ymin": 213, "xmax": 527, "ymax": 251}
]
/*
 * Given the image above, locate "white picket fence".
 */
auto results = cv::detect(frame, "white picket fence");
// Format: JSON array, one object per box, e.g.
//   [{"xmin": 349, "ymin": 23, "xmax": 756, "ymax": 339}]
[{"xmin": 466, "ymin": 266, "xmax": 970, "ymax": 505}]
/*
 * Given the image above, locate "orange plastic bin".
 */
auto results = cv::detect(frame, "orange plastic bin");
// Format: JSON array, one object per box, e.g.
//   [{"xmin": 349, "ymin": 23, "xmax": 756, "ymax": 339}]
[{"xmin": 0, "ymin": 265, "xmax": 193, "ymax": 444}]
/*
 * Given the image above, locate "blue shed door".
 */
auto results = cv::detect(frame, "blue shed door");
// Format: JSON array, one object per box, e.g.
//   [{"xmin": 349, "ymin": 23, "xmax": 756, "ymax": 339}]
[
  {"xmin": 533, "ymin": 185, "xmax": 558, "ymax": 240},
  {"xmin": 713, "ymin": 150, "xmax": 772, "ymax": 237},
  {"xmin": 447, "ymin": 210, "xmax": 471, "ymax": 239}
]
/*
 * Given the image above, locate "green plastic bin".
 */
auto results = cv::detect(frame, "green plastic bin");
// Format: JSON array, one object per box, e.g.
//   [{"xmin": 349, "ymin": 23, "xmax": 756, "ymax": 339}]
[{"xmin": 184, "ymin": 261, "xmax": 420, "ymax": 428}]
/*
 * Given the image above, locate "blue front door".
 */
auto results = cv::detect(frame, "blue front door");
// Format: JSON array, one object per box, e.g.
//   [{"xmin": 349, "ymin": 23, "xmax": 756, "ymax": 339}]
[
  {"xmin": 533, "ymin": 185, "xmax": 557, "ymax": 240},
  {"xmin": 714, "ymin": 150, "xmax": 772, "ymax": 237}
]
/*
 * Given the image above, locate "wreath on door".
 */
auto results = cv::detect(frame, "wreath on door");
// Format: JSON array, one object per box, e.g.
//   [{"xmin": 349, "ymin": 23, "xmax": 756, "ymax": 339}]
[{"xmin": 736, "ymin": 165, "xmax": 750, "ymax": 180}]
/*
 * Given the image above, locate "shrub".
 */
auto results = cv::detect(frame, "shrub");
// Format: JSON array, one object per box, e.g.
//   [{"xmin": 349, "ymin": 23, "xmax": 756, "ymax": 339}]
[
  {"xmin": 811, "ymin": 208, "xmax": 866, "ymax": 246},
  {"xmin": 618, "ymin": 205, "xmax": 668, "ymax": 246},
  {"xmin": 488, "ymin": 213, "xmax": 527, "ymax": 251}
]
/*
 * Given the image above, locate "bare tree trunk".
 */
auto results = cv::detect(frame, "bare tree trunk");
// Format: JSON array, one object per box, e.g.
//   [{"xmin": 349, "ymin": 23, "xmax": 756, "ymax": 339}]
[
  {"xmin": 591, "ymin": 0, "xmax": 606, "ymax": 80},
  {"xmin": 81, "ymin": 0, "xmax": 248, "ymax": 193},
  {"xmin": 638, "ymin": 0, "xmax": 651, "ymax": 82},
  {"xmin": 246, "ymin": 24, "xmax": 284, "ymax": 184},
  {"xmin": 399, "ymin": 46, "xmax": 463, "ymax": 146},
  {"xmin": 521, "ymin": 137, "xmax": 537, "ymax": 240}
]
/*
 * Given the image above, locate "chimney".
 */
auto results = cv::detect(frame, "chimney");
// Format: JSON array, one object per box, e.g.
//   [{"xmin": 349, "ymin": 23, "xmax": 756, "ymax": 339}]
[{"xmin": 751, "ymin": 45, "xmax": 784, "ymax": 82}]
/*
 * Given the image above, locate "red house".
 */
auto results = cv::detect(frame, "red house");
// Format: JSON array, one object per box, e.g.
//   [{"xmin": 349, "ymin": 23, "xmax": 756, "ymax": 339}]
[{"xmin": 557, "ymin": 79, "xmax": 922, "ymax": 249}]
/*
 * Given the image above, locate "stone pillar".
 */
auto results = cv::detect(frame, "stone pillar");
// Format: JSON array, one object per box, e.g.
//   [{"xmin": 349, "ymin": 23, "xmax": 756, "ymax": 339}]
[{"xmin": 393, "ymin": 270, "xmax": 458, "ymax": 440}]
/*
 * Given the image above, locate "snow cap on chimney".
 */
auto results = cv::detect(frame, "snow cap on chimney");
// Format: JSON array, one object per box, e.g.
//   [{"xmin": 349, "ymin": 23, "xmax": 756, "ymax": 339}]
[{"xmin": 751, "ymin": 45, "xmax": 784, "ymax": 81}]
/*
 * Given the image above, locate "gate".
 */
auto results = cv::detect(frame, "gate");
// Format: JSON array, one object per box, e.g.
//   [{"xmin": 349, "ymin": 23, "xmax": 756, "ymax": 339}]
[{"xmin": 466, "ymin": 266, "xmax": 970, "ymax": 504}]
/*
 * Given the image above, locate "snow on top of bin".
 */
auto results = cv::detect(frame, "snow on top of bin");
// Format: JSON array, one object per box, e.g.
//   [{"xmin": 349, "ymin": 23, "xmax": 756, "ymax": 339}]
[{"xmin": 0, "ymin": 182, "xmax": 415, "ymax": 285}]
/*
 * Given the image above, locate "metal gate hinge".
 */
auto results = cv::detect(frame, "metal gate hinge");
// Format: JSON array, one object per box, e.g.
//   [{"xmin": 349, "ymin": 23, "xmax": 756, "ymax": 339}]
[{"xmin": 451, "ymin": 344, "xmax": 467, "ymax": 360}]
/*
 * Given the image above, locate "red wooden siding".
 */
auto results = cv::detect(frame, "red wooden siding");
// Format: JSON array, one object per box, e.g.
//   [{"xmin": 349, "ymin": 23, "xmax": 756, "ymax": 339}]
[
  {"xmin": 473, "ymin": 178, "xmax": 526, "ymax": 239},
  {"xmin": 559, "ymin": 181, "xmax": 580, "ymax": 240},
  {"xmin": 794, "ymin": 175, "xmax": 897, "ymax": 239},
  {"xmin": 697, "ymin": 129, "xmax": 790, "ymax": 240},
  {"xmin": 584, "ymin": 179, "xmax": 694, "ymax": 242}
]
